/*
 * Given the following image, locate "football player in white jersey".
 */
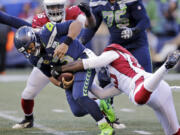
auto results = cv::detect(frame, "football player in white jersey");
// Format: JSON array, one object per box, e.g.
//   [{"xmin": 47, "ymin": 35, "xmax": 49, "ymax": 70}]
[{"xmin": 57, "ymin": 43, "xmax": 180, "ymax": 135}]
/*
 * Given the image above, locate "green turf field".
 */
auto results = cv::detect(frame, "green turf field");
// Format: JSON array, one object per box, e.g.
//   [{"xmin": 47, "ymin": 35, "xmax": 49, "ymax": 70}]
[{"xmin": 0, "ymin": 69, "xmax": 180, "ymax": 135}]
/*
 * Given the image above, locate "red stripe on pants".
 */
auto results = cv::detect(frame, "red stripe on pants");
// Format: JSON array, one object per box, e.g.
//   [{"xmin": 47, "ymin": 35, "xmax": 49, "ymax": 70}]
[{"xmin": 134, "ymin": 84, "xmax": 152, "ymax": 105}]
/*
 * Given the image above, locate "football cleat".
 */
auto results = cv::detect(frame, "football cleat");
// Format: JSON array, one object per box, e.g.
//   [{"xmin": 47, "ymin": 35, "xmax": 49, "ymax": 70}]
[
  {"xmin": 100, "ymin": 99, "xmax": 126, "ymax": 129},
  {"xmin": 165, "ymin": 51, "xmax": 180, "ymax": 69},
  {"xmin": 12, "ymin": 117, "xmax": 34, "ymax": 129},
  {"xmin": 98, "ymin": 122, "xmax": 115, "ymax": 135},
  {"xmin": 110, "ymin": 118, "xmax": 126, "ymax": 129}
]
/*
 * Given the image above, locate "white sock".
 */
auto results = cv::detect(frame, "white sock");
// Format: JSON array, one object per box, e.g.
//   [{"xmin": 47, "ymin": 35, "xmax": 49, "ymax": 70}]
[
  {"xmin": 95, "ymin": 99, "xmax": 100, "ymax": 106},
  {"xmin": 98, "ymin": 117, "xmax": 107, "ymax": 125},
  {"xmin": 144, "ymin": 64, "xmax": 168, "ymax": 92}
]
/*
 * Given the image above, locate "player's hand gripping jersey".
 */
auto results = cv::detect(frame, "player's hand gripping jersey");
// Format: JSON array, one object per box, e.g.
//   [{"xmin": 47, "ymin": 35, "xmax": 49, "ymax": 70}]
[{"xmin": 32, "ymin": 6, "xmax": 83, "ymax": 28}]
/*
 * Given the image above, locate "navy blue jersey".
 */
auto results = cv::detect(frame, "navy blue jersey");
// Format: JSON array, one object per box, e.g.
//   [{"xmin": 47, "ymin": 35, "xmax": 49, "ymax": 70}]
[
  {"xmin": 29, "ymin": 21, "xmax": 85, "ymax": 77},
  {"xmin": 82, "ymin": 0, "xmax": 150, "ymax": 49}
]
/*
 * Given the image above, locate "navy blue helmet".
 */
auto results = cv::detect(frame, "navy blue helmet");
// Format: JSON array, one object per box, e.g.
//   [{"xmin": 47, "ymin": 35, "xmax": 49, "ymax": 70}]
[{"xmin": 14, "ymin": 26, "xmax": 40, "ymax": 57}]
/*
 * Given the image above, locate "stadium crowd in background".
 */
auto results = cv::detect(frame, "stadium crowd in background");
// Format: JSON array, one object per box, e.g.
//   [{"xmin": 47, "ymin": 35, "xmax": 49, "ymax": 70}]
[
  {"xmin": 0, "ymin": 5, "xmax": 11, "ymax": 75},
  {"xmin": 0, "ymin": 0, "xmax": 180, "ymax": 71}
]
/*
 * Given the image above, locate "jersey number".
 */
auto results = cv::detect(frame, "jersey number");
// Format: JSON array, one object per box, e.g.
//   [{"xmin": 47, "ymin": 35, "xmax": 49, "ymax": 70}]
[{"xmin": 102, "ymin": 10, "xmax": 129, "ymax": 28}]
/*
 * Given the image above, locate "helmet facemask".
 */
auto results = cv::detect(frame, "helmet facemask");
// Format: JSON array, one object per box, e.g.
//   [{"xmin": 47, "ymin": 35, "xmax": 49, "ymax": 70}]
[
  {"xmin": 43, "ymin": 0, "xmax": 66, "ymax": 22},
  {"xmin": 15, "ymin": 26, "xmax": 42, "ymax": 58}
]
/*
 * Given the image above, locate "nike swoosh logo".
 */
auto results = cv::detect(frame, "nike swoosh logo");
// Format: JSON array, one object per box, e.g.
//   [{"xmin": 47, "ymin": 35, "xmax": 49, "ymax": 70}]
[{"xmin": 23, "ymin": 122, "xmax": 30, "ymax": 128}]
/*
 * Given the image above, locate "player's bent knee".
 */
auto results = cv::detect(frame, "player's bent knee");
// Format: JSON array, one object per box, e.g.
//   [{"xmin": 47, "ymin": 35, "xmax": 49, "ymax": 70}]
[
  {"xmin": 71, "ymin": 108, "xmax": 87, "ymax": 117},
  {"xmin": 21, "ymin": 88, "xmax": 37, "ymax": 99}
]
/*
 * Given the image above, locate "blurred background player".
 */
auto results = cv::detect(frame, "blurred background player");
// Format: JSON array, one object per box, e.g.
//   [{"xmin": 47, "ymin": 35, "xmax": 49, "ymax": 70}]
[{"xmin": 80, "ymin": 0, "xmax": 152, "ymax": 72}]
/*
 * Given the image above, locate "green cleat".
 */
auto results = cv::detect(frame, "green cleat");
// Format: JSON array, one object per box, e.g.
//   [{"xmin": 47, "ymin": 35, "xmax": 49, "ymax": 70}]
[
  {"xmin": 100, "ymin": 99, "xmax": 116, "ymax": 123},
  {"xmin": 100, "ymin": 99, "xmax": 126, "ymax": 129},
  {"xmin": 98, "ymin": 122, "xmax": 114, "ymax": 135}
]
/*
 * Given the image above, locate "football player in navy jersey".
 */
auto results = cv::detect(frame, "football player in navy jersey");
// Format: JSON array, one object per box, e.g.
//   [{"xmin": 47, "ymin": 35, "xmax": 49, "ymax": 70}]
[
  {"xmin": 0, "ymin": 4, "xmax": 123, "ymax": 130},
  {"xmin": 80, "ymin": 0, "xmax": 152, "ymax": 73},
  {"xmin": 14, "ymin": 19, "xmax": 114, "ymax": 135}
]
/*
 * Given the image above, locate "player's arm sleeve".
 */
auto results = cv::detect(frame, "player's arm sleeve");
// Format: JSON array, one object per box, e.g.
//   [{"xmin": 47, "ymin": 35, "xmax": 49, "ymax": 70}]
[
  {"xmin": 79, "ymin": 7, "xmax": 103, "ymax": 45},
  {"xmin": 56, "ymin": 20, "xmax": 73, "ymax": 36},
  {"xmin": 0, "ymin": 11, "xmax": 31, "ymax": 28},
  {"xmin": 131, "ymin": 1, "xmax": 150, "ymax": 32},
  {"xmin": 91, "ymin": 83, "xmax": 121, "ymax": 99},
  {"xmin": 82, "ymin": 51, "xmax": 119, "ymax": 69}
]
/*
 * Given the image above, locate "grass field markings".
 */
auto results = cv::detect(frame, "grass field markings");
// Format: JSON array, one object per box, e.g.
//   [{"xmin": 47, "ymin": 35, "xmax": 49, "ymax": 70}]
[
  {"xmin": 0, "ymin": 75, "xmax": 28, "ymax": 82},
  {"xmin": 120, "ymin": 108, "xmax": 135, "ymax": 112},
  {"xmin": 133, "ymin": 130, "xmax": 153, "ymax": 135},
  {"xmin": 52, "ymin": 109, "xmax": 66, "ymax": 113},
  {"xmin": 171, "ymin": 86, "xmax": 180, "ymax": 91},
  {"xmin": 0, "ymin": 111, "xmax": 87, "ymax": 135},
  {"xmin": 0, "ymin": 111, "xmax": 67, "ymax": 135},
  {"xmin": 64, "ymin": 131, "xmax": 86, "ymax": 133},
  {"xmin": 0, "ymin": 110, "xmax": 18, "ymax": 114}
]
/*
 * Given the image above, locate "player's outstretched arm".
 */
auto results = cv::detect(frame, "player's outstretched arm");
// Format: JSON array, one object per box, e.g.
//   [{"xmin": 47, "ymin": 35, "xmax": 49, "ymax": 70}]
[
  {"xmin": 78, "ymin": 2, "xmax": 96, "ymax": 28},
  {"xmin": 61, "ymin": 50, "xmax": 119, "ymax": 72},
  {"xmin": 61, "ymin": 60, "xmax": 84, "ymax": 73},
  {"xmin": 0, "ymin": 11, "xmax": 31, "ymax": 29}
]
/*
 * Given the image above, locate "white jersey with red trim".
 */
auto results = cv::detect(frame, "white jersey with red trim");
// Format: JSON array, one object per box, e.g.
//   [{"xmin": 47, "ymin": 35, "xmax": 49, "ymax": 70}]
[{"xmin": 104, "ymin": 44, "xmax": 151, "ymax": 95}]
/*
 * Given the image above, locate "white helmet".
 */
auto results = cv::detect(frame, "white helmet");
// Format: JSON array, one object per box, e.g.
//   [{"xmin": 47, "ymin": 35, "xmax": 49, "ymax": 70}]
[{"xmin": 43, "ymin": 0, "xmax": 66, "ymax": 22}]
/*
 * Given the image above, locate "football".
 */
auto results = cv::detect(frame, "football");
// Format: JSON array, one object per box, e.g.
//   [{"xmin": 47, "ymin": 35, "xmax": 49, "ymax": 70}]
[{"xmin": 57, "ymin": 72, "xmax": 74, "ymax": 82}]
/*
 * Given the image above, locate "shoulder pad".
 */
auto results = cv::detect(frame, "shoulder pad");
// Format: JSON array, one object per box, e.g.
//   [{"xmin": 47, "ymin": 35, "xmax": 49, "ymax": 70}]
[{"xmin": 89, "ymin": 0, "xmax": 108, "ymax": 7}]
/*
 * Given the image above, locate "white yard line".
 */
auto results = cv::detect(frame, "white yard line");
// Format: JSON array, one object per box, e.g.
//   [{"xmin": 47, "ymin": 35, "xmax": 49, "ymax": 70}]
[
  {"xmin": 52, "ymin": 109, "xmax": 66, "ymax": 113},
  {"xmin": 120, "ymin": 108, "xmax": 135, "ymax": 112},
  {"xmin": 0, "ymin": 75, "xmax": 29, "ymax": 82},
  {"xmin": 0, "ymin": 111, "xmax": 68, "ymax": 135},
  {"xmin": 133, "ymin": 130, "xmax": 153, "ymax": 135}
]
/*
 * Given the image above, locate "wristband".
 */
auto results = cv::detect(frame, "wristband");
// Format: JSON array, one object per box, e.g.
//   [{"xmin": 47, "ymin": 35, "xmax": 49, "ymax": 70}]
[{"xmin": 63, "ymin": 36, "xmax": 73, "ymax": 46}]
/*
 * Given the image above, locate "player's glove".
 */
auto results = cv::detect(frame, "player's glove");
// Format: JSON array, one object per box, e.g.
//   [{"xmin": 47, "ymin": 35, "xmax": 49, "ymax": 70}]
[
  {"xmin": 120, "ymin": 27, "xmax": 135, "ymax": 39},
  {"xmin": 78, "ymin": 2, "xmax": 91, "ymax": 17},
  {"xmin": 51, "ymin": 66, "xmax": 62, "ymax": 79}
]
